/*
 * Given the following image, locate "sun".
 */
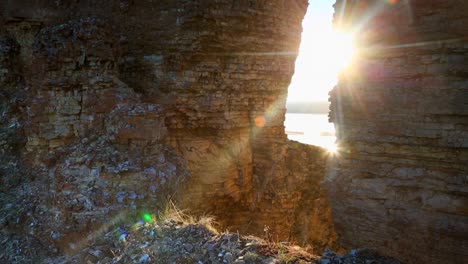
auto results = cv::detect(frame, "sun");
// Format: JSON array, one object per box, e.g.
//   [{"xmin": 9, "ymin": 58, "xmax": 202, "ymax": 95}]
[
  {"xmin": 326, "ymin": 143, "xmax": 338, "ymax": 154},
  {"xmin": 288, "ymin": 26, "xmax": 355, "ymax": 102},
  {"xmin": 300, "ymin": 29, "xmax": 355, "ymax": 73}
]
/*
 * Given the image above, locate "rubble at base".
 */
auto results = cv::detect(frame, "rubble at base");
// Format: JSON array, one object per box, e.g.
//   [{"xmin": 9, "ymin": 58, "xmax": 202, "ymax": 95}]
[{"xmin": 42, "ymin": 216, "xmax": 401, "ymax": 264}]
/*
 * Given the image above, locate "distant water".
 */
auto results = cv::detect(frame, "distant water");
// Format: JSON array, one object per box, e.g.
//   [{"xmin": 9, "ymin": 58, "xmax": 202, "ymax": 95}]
[{"xmin": 284, "ymin": 113, "xmax": 336, "ymax": 150}]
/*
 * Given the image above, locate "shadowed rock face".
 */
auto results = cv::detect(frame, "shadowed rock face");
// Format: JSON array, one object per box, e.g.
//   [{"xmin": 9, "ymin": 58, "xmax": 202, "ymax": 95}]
[
  {"xmin": 0, "ymin": 35, "xmax": 25, "ymax": 191},
  {"xmin": 0, "ymin": 0, "xmax": 337, "ymax": 259},
  {"xmin": 330, "ymin": 0, "xmax": 468, "ymax": 263}
]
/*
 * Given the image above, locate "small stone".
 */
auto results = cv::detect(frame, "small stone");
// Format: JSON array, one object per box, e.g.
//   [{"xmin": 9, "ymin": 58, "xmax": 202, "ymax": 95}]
[
  {"xmin": 128, "ymin": 191, "xmax": 137, "ymax": 199},
  {"xmin": 116, "ymin": 192, "xmax": 126, "ymax": 203},
  {"xmin": 88, "ymin": 249, "xmax": 102, "ymax": 258},
  {"xmin": 144, "ymin": 168, "xmax": 157, "ymax": 175},
  {"xmin": 51, "ymin": 232, "xmax": 61, "ymax": 239},
  {"xmin": 205, "ymin": 242, "xmax": 215, "ymax": 251},
  {"xmin": 139, "ymin": 254, "xmax": 150, "ymax": 263},
  {"xmin": 262, "ymin": 257, "xmax": 279, "ymax": 264},
  {"xmin": 184, "ymin": 243, "xmax": 193, "ymax": 252},
  {"xmin": 224, "ymin": 252, "xmax": 234, "ymax": 263},
  {"xmin": 149, "ymin": 185, "xmax": 158, "ymax": 192}
]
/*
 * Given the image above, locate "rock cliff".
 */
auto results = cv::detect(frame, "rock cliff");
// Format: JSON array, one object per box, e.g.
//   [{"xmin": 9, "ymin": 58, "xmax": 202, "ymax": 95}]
[{"xmin": 330, "ymin": 0, "xmax": 468, "ymax": 263}]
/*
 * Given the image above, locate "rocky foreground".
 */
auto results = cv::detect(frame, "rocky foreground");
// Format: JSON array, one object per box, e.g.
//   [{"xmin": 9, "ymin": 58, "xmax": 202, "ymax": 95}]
[{"xmin": 35, "ymin": 213, "xmax": 401, "ymax": 264}]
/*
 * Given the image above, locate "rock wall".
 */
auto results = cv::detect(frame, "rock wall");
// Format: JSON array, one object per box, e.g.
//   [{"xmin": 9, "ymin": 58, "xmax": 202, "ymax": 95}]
[
  {"xmin": 330, "ymin": 0, "xmax": 468, "ymax": 263},
  {"xmin": 0, "ymin": 35, "xmax": 24, "ymax": 192},
  {"xmin": 0, "ymin": 0, "xmax": 336, "ymax": 259}
]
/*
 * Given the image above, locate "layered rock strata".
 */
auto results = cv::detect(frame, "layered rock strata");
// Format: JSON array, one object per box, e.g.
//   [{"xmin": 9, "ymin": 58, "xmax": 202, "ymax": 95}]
[{"xmin": 330, "ymin": 1, "xmax": 468, "ymax": 263}]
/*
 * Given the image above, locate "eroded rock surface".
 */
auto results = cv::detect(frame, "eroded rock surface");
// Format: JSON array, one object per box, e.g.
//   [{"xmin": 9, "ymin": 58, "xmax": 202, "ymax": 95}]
[{"xmin": 330, "ymin": 1, "xmax": 468, "ymax": 263}]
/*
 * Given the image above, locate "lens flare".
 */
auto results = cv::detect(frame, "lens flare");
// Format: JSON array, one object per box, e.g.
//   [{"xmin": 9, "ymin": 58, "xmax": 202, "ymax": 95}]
[
  {"xmin": 327, "ymin": 143, "xmax": 338, "ymax": 154},
  {"xmin": 143, "ymin": 213, "xmax": 152, "ymax": 222},
  {"xmin": 254, "ymin": 116, "xmax": 266, "ymax": 128},
  {"xmin": 333, "ymin": 32, "xmax": 356, "ymax": 69}
]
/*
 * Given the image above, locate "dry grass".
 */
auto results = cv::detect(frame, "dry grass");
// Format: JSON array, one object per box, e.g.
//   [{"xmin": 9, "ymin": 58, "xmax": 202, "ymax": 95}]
[{"xmin": 157, "ymin": 200, "xmax": 219, "ymax": 234}]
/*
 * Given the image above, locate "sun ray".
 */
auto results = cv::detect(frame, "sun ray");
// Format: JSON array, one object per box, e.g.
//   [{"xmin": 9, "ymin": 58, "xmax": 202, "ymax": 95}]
[{"xmin": 363, "ymin": 37, "xmax": 466, "ymax": 51}]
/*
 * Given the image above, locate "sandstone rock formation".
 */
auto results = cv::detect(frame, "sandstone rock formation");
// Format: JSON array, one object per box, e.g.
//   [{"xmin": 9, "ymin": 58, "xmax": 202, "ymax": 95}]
[{"xmin": 329, "ymin": 0, "xmax": 468, "ymax": 263}]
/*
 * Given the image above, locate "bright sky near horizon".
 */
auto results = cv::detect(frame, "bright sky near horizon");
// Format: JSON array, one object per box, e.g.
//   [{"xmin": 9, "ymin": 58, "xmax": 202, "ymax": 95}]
[{"xmin": 287, "ymin": 0, "xmax": 354, "ymax": 103}]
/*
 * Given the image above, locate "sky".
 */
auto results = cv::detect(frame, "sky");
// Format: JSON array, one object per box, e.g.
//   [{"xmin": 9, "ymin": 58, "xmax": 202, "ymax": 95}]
[{"xmin": 287, "ymin": 0, "xmax": 353, "ymax": 103}]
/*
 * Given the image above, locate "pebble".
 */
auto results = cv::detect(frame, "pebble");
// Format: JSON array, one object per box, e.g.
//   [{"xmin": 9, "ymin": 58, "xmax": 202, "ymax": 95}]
[
  {"xmin": 184, "ymin": 243, "xmax": 193, "ymax": 251},
  {"xmin": 149, "ymin": 185, "xmax": 158, "ymax": 192},
  {"xmin": 224, "ymin": 252, "xmax": 233, "ymax": 263},
  {"xmin": 88, "ymin": 249, "xmax": 102, "ymax": 257},
  {"xmin": 128, "ymin": 191, "xmax": 137, "ymax": 199},
  {"xmin": 116, "ymin": 192, "xmax": 126, "ymax": 203},
  {"xmin": 139, "ymin": 254, "xmax": 150, "ymax": 263},
  {"xmin": 51, "ymin": 232, "xmax": 61, "ymax": 239}
]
